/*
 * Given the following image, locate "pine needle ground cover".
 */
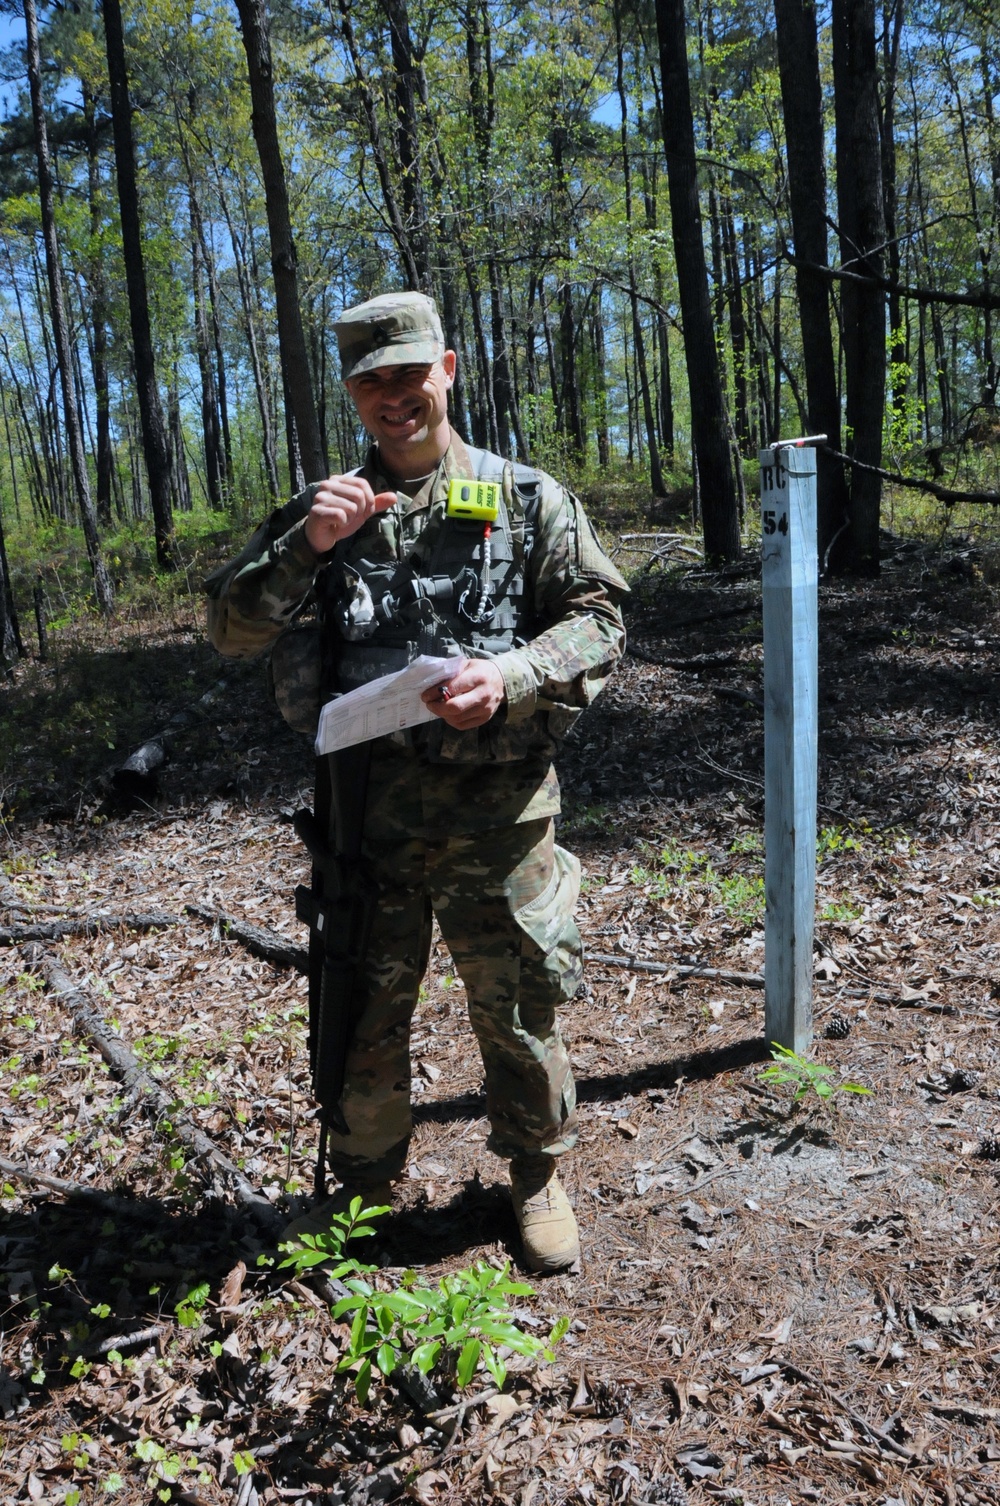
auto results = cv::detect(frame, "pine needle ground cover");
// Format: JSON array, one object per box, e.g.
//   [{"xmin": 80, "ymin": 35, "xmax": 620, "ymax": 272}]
[{"xmin": 1, "ymin": 530, "xmax": 999, "ymax": 1505}]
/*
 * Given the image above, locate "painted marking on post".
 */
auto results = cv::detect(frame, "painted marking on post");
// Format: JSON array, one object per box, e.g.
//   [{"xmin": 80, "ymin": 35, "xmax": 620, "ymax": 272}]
[{"xmin": 760, "ymin": 443, "xmax": 818, "ymax": 1053}]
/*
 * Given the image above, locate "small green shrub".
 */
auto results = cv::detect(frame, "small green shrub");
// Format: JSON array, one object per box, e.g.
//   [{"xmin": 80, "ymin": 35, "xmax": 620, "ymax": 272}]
[
  {"xmin": 759, "ymin": 1043, "xmax": 872, "ymax": 1105},
  {"xmin": 279, "ymin": 1197, "xmax": 567, "ymax": 1404}
]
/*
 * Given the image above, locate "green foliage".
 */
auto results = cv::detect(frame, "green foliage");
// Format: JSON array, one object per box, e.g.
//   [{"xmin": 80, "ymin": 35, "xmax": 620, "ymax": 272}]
[
  {"xmin": 630, "ymin": 836, "xmax": 716, "ymax": 898},
  {"xmin": 759, "ymin": 1044, "xmax": 872, "ymax": 1106},
  {"xmin": 631, "ymin": 836, "xmax": 764, "ymax": 926},
  {"xmin": 133, "ymin": 1437, "xmax": 205, "ymax": 1496},
  {"xmin": 559, "ymin": 802, "xmax": 614, "ymax": 841},
  {"xmin": 279, "ymin": 1197, "xmax": 567, "ymax": 1403},
  {"xmin": 816, "ymin": 826, "xmax": 860, "ymax": 860},
  {"xmin": 820, "ymin": 899, "xmax": 863, "ymax": 922},
  {"xmin": 716, "ymin": 871, "xmax": 765, "ymax": 925},
  {"xmin": 2, "ymin": 0, "xmax": 1000, "ymax": 593},
  {"xmin": 175, "ymin": 1280, "xmax": 210, "ymax": 1329}
]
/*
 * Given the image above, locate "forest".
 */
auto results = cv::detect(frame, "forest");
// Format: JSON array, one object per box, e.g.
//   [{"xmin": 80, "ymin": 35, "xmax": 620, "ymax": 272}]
[
  {"xmin": 2, "ymin": 2, "xmax": 1000, "ymax": 1505},
  {"xmin": 0, "ymin": 0, "xmax": 999, "ymax": 628}
]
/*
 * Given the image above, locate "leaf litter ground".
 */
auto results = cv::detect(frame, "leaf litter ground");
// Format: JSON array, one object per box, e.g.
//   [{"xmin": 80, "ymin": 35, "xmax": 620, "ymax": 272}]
[{"xmin": 1, "ymin": 536, "xmax": 999, "ymax": 1506}]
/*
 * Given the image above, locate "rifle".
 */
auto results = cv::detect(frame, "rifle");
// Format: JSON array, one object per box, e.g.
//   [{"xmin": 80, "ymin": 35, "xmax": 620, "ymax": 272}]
[{"xmin": 294, "ymin": 740, "xmax": 376, "ymax": 1197}]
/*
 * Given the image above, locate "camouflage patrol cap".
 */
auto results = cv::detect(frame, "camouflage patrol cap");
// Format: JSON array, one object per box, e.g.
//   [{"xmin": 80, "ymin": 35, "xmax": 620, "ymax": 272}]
[{"xmin": 334, "ymin": 292, "xmax": 445, "ymax": 380}]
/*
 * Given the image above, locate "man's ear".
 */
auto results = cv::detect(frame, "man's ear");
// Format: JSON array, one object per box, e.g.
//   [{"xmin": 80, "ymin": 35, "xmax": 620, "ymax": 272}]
[{"xmin": 441, "ymin": 349, "xmax": 457, "ymax": 388}]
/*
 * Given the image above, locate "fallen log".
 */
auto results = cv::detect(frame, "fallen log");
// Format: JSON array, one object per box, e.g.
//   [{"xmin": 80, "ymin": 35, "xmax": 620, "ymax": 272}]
[
  {"xmin": 111, "ymin": 676, "xmax": 231, "ymax": 803},
  {"xmin": 186, "ymin": 902, "xmax": 308, "ymax": 973},
  {"xmin": 20, "ymin": 944, "xmax": 276, "ymax": 1224},
  {"xmin": 0, "ymin": 910, "xmax": 179, "ymax": 945},
  {"xmin": 0, "ymin": 1153, "xmax": 140, "ymax": 1213},
  {"xmin": 587, "ymin": 951, "xmax": 765, "ymax": 988}
]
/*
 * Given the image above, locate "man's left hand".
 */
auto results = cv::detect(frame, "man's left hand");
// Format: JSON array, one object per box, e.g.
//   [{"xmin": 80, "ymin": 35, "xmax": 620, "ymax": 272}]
[{"xmin": 420, "ymin": 658, "xmax": 506, "ymax": 729}]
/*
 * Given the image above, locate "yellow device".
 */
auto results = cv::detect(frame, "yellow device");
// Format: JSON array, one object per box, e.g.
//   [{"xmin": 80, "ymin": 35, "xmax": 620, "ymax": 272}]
[{"xmin": 446, "ymin": 478, "xmax": 500, "ymax": 522}]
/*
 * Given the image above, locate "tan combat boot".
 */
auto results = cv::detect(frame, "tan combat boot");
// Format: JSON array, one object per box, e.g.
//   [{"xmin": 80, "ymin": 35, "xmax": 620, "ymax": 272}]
[
  {"xmin": 510, "ymin": 1158, "xmax": 580, "ymax": 1273},
  {"xmin": 280, "ymin": 1182, "xmax": 393, "ymax": 1245}
]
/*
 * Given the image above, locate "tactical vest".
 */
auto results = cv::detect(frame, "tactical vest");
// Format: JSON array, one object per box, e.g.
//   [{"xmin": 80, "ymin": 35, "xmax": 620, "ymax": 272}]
[{"xmin": 320, "ymin": 446, "xmax": 559, "ymax": 764}]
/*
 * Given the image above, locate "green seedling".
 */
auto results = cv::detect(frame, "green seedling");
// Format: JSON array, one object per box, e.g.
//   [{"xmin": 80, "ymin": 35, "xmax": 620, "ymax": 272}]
[
  {"xmin": 717, "ymin": 872, "xmax": 765, "ymax": 925},
  {"xmin": 816, "ymin": 825, "xmax": 860, "ymax": 860},
  {"xmin": 820, "ymin": 899, "xmax": 863, "ymax": 922},
  {"xmin": 759, "ymin": 1043, "xmax": 872, "ymax": 1105},
  {"xmin": 174, "ymin": 1280, "xmax": 210, "ymax": 1329},
  {"xmin": 279, "ymin": 1197, "xmax": 567, "ymax": 1404}
]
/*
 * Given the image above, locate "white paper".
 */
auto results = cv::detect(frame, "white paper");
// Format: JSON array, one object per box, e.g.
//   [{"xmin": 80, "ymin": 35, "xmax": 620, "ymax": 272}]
[{"xmin": 315, "ymin": 654, "xmax": 462, "ymax": 755}]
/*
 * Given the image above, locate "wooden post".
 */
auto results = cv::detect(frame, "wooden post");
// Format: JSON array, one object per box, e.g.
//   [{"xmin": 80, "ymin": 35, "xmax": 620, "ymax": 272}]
[{"xmin": 760, "ymin": 441, "xmax": 820, "ymax": 1052}]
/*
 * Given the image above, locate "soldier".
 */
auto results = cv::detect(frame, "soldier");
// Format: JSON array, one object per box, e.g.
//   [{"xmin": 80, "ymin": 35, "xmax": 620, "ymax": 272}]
[{"xmin": 206, "ymin": 292, "xmax": 627, "ymax": 1272}]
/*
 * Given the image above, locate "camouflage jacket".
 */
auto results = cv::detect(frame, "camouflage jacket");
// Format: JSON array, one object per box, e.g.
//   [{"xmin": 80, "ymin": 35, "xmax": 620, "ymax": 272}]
[{"xmin": 205, "ymin": 439, "xmax": 627, "ymax": 828}]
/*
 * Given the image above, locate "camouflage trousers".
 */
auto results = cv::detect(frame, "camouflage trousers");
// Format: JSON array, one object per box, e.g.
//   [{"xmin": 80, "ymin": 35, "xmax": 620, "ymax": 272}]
[{"xmin": 324, "ymin": 817, "xmax": 582, "ymax": 1186}]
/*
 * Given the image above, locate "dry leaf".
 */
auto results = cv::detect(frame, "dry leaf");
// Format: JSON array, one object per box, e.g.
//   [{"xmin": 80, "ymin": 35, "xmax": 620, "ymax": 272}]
[
  {"xmin": 569, "ymin": 1369, "xmax": 591, "ymax": 1411},
  {"xmin": 412, "ymin": 1469, "xmax": 453, "ymax": 1501},
  {"xmin": 485, "ymin": 1393, "xmax": 524, "ymax": 1424},
  {"xmin": 218, "ymin": 1260, "xmax": 247, "ymax": 1310},
  {"xmin": 758, "ymin": 1315, "xmax": 794, "ymax": 1345}
]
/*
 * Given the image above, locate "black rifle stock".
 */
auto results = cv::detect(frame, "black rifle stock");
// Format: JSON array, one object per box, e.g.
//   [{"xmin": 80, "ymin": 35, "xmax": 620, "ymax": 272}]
[{"xmin": 294, "ymin": 743, "xmax": 375, "ymax": 1194}]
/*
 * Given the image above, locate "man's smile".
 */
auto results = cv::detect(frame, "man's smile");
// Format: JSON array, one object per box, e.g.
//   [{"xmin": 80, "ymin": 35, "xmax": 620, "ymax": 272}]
[{"xmin": 380, "ymin": 405, "xmax": 421, "ymax": 427}]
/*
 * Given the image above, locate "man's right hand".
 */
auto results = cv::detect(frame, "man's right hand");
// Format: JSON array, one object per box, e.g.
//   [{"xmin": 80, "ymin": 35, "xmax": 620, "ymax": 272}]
[{"xmin": 304, "ymin": 475, "xmax": 397, "ymax": 553}]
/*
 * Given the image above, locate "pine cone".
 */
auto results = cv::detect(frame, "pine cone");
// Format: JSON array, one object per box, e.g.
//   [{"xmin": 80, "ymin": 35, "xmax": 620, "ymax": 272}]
[
  {"xmin": 824, "ymin": 1012, "xmax": 852, "ymax": 1039},
  {"xmin": 591, "ymin": 1377, "xmax": 635, "ymax": 1419},
  {"xmin": 948, "ymin": 1068, "xmax": 979, "ymax": 1093},
  {"xmin": 641, "ymin": 1481, "xmax": 689, "ymax": 1506},
  {"xmin": 978, "ymin": 1132, "xmax": 1000, "ymax": 1161}
]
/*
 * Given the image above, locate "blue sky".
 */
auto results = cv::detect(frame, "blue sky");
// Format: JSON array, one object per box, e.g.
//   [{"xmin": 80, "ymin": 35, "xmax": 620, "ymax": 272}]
[{"xmin": 0, "ymin": 12, "xmax": 25, "ymax": 119}]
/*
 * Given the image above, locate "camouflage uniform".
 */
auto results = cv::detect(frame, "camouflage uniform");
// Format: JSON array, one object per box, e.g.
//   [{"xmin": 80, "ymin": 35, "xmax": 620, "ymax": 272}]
[{"xmin": 207, "ymin": 413, "xmax": 627, "ymax": 1192}]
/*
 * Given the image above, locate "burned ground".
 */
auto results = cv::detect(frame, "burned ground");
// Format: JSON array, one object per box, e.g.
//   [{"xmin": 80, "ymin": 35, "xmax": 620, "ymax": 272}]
[{"xmin": 1, "ymin": 533, "xmax": 998, "ymax": 1506}]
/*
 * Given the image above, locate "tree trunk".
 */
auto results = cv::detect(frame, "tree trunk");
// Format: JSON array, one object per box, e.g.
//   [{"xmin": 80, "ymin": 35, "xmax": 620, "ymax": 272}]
[
  {"xmin": 879, "ymin": 0, "xmax": 907, "ymax": 427},
  {"xmin": 832, "ymin": 0, "xmax": 886, "ymax": 574},
  {"xmin": 26, "ymin": 0, "xmax": 114, "ymax": 611},
  {"xmin": 335, "ymin": 0, "xmax": 421, "ymax": 288},
  {"xmin": 981, "ymin": 35, "xmax": 1000, "ymax": 407},
  {"xmin": 215, "ymin": 175, "xmax": 280, "ymax": 501},
  {"xmin": 1, "ymin": 238, "xmax": 53, "ymax": 518},
  {"xmin": 459, "ymin": 257, "xmax": 499, "ymax": 451},
  {"xmin": 0, "ymin": 411, "xmax": 24, "ymax": 663},
  {"xmin": 539, "ymin": 279, "xmax": 561, "ymax": 434},
  {"xmin": 549, "ymin": 126, "xmax": 585, "ymax": 459},
  {"xmin": 655, "ymin": 269, "xmax": 675, "ymax": 459},
  {"xmin": 383, "ymin": 0, "xmax": 432, "ymax": 287},
  {"xmin": 654, "ymin": 0, "xmax": 740, "ymax": 562},
  {"xmin": 774, "ymin": 0, "xmax": 851, "ymax": 561},
  {"xmin": 103, "ymin": 0, "xmax": 175, "ymax": 571},
  {"xmin": 203, "ymin": 235, "xmax": 234, "ymax": 494},
  {"xmin": 591, "ymin": 298, "xmax": 611, "ymax": 468},
  {"xmin": 83, "ymin": 82, "xmax": 113, "ymax": 531},
  {"xmin": 721, "ymin": 195, "xmax": 751, "ymax": 449},
  {"xmin": 168, "ymin": 375, "xmax": 192, "ymax": 512},
  {"xmin": 190, "ymin": 193, "xmax": 223, "ymax": 507},
  {"xmin": 234, "ymin": 0, "xmax": 326, "ymax": 483},
  {"xmin": 466, "ymin": 0, "xmax": 517, "ymax": 454},
  {"xmin": 615, "ymin": 1, "xmax": 664, "ymax": 495}
]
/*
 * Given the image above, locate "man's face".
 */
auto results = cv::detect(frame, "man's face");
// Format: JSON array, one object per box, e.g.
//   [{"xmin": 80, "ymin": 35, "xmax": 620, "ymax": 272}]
[{"xmin": 346, "ymin": 350, "xmax": 456, "ymax": 479}]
